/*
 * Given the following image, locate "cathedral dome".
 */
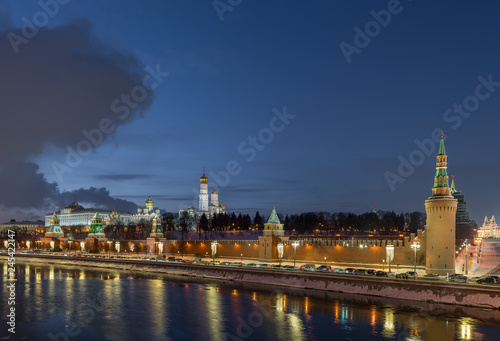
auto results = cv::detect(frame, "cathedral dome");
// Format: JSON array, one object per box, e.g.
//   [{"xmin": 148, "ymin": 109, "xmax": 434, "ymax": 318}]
[
  {"xmin": 200, "ymin": 169, "xmax": 208, "ymax": 182},
  {"xmin": 145, "ymin": 196, "xmax": 154, "ymax": 206}
]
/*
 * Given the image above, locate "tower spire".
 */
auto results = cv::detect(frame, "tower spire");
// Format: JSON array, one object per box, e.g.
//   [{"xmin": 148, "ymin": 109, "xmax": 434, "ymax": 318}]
[
  {"xmin": 432, "ymin": 134, "xmax": 451, "ymax": 197},
  {"xmin": 450, "ymin": 174, "xmax": 456, "ymax": 195}
]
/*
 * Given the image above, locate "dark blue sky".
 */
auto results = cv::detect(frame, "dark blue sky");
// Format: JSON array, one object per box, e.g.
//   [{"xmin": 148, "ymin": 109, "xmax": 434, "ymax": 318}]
[{"xmin": 1, "ymin": 0, "xmax": 500, "ymax": 223}]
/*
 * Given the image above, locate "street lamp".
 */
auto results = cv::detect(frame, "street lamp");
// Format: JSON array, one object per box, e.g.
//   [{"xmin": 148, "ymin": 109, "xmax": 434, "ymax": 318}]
[
  {"xmin": 386, "ymin": 244, "xmax": 394, "ymax": 274},
  {"xmin": 277, "ymin": 243, "xmax": 284, "ymax": 267},
  {"xmin": 292, "ymin": 241, "xmax": 299, "ymax": 269},
  {"xmin": 241, "ymin": 253, "xmax": 243, "ymax": 262},
  {"xmin": 158, "ymin": 242, "xmax": 163, "ymax": 258},
  {"xmin": 324, "ymin": 256, "xmax": 327, "ymax": 265},
  {"xmin": 464, "ymin": 240, "xmax": 469, "ymax": 275},
  {"xmin": 211, "ymin": 241, "xmax": 218, "ymax": 266},
  {"xmin": 382, "ymin": 259, "xmax": 385, "ymax": 271},
  {"xmin": 411, "ymin": 241, "xmax": 420, "ymax": 279}
]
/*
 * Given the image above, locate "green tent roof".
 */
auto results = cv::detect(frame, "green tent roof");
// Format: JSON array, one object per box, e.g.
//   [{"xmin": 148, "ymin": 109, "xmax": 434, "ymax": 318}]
[
  {"xmin": 267, "ymin": 206, "xmax": 281, "ymax": 224},
  {"xmin": 438, "ymin": 134, "xmax": 446, "ymax": 155}
]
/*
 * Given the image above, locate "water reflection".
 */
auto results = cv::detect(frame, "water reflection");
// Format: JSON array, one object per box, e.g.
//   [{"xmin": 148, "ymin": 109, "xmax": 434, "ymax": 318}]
[{"xmin": 1, "ymin": 263, "xmax": 499, "ymax": 341}]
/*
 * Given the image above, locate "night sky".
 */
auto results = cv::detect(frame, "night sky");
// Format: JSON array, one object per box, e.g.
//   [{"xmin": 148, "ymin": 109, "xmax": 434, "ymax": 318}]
[{"xmin": 1, "ymin": 1, "xmax": 500, "ymax": 224}]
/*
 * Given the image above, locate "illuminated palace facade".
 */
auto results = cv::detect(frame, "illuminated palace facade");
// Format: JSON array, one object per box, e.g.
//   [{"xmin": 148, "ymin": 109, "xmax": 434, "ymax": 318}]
[{"xmin": 44, "ymin": 200, "xmax": 132, "ymax": 228}]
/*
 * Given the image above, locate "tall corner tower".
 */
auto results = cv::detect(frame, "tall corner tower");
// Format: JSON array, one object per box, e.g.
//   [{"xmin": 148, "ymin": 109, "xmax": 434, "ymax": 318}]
[
  {"xmin": 425, "ymin": 135, "xmax": 457, "ymax": 275},
  {"xmin": 199, "ymin": 169, "xmax": 209, "ymax": 216}
]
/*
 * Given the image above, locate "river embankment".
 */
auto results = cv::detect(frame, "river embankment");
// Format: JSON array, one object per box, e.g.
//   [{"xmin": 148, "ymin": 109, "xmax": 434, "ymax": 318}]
[{"xmin": 4, "ymin": 254, "xmax": 500, "ymax": 310}]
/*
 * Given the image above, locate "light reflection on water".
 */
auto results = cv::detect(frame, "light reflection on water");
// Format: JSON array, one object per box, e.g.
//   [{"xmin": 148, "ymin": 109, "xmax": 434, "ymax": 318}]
[{"xmin": 0, "ymin": 263, "xmax": 499, "ymax": 341}]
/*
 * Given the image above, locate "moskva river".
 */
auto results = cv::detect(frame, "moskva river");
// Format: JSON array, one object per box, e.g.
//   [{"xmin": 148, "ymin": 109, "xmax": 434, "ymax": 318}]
[{"xmin": 1, "ymin": 262, "xmax": 500, "ymax": 340}]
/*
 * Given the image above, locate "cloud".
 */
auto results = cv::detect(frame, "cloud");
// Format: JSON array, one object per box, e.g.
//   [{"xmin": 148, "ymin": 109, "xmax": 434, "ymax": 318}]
[
  {"xmin": 94, "ymin": 174, "xmax": 153, "ymax": 181},
  {"xmin": 0, "ymin": 19, "xmax": 154, "ymax": 216},
  {"xmin": 0, "ymin": 161, "xmax": 137, "ymax": 213}
]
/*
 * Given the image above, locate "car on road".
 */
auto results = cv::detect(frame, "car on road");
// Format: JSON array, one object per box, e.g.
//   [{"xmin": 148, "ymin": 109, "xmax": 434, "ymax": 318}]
[
  {"xmin": 449, "ymin": 275, "xmax": 469, "ymax": 283},
  {"xmin": 423, "ymin": 273, "xmax": 440, "ymax": 280},
  {"xmin": 299, "ymin": 264, "xmax": 316, "ymax": 271},
  {"xmin": 375, "ymin": 271, "xmax": 388, "ymax": 277},
  {"xmin": 283, "ymin": 265, "xmax": 296, "ymax": 270},
  {"xmin": 333, "ymin": 268, "xmax": 346, "ymax": 274},
  {"xmin": 366, "ymin": 270, "xmax": 376, "ymax": 276},
  {"xmin": 345, "ymin": 268, "xmax": 355, "ymax": 274},
  {"xmin": 477, "ymin": 277, "xmax": 496, "ymax": 284},
  {"xmin": 317, "ymin": 265, "xmax": 331, "ymax": 272},
  {"xmin": 353, "ymin": 269, "xmax": 367, "ymax": 275}
]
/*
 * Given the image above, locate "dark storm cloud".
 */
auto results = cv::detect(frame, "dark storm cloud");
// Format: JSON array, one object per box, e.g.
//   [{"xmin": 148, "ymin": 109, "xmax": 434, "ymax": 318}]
[
  {"xmin": 119, "ymin": 195, "xmax": 194, "ymax": 202},
  {"xmin": 57, "ymin": 188, "xmax": 138, "ymax": 213},
  {"xmin": 0, "ymin": 19, "xmax": 152, "ymax": 160},
  {"xmin": 0, "ymin": 19, "xmax": 154, "ymax": 212},
  {"xmin": 94, "ymin": 174, "xmax": 153, "ymax": 181}
]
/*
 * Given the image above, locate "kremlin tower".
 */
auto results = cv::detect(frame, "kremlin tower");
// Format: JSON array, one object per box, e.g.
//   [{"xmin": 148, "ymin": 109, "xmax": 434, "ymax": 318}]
[
  {"xmin": 425, "ymin": 135, "xmax": 457, "ymax": 275},
  {"xmin": 198, "ymin": 169, "xmax": 209, "ymax": 217}
]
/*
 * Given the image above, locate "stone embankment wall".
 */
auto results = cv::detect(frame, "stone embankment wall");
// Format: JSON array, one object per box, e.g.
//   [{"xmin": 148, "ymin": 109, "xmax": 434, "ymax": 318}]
[{"xmin": 6, "ymin": 254, "xmax": 499, "ymax": 310}]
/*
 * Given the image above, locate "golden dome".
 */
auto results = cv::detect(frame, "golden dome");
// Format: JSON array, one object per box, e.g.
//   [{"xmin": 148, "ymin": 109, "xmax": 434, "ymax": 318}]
[
  {"xmin": 200, "ymin": 168, "xmax": 208, "ymax": 182},
  {"xmin": 145, "ymin": 195, "xmax": 154, "ymax": 206}
]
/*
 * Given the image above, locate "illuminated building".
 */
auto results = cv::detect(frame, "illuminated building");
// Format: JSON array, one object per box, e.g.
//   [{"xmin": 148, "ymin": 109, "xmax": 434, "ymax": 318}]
[
  {"xmin": 45, "ymin": 212, "xmax": 64, "ymax": 238},
  {"xmin": 198, "ymin": 169, "xmax": 226, "ymax": 218},
  {"xmin": 477, "ymin": 216, "xmax": 500, "ymax": 238},
  {"xmin": 88, "ymin": 213, "xmax": 106, "ymax": 239},
  {"xmin": 131, "ymin": 196, "xmax": 160, "ymax": 223},
  {"xmin": 0, "ymin": 220, "xmax": 46, "ymax": 234},
  {"xmin": 45, "ymin": 200, "xmax": 132, "ymax": 228}
]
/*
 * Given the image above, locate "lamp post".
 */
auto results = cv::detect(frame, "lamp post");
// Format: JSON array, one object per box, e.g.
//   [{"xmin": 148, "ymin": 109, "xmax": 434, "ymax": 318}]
[
  {"xmin": 324, "ymin": 256, "xmax": 326, "ymax": 265},
  {"xmin": 277, "ymin": 243, "xmax": 284, "ymax": 267},
  {"xmin": 386, "ymin": 244, "xmax": 394, "ymax": 274},
  {"xmin": 410, "ymin": 241, "xmax": 420, "ymax": 279},
  {"xmin": 464, "ymin": 240, "xmax": 469, "ymax": 275},
  {"xmin": 382, "ymin": 259, "xmax": 385, "ymax": 271},
  {"xmin": 241, "ymin": 253, "xmax": 243, "ymax": 262},
  {"xmin": 211, "ymin": 241, "xmax": 218, "ymax": 266},
  {"xmin": 292, "ymin": 241, "xmax": 299, "ymax": 269}
]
